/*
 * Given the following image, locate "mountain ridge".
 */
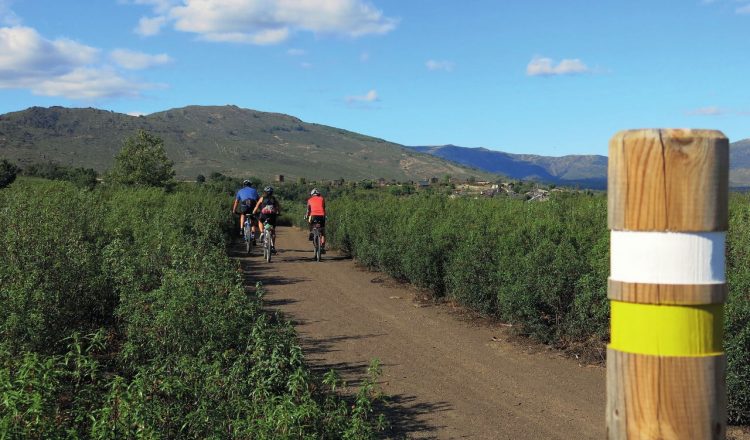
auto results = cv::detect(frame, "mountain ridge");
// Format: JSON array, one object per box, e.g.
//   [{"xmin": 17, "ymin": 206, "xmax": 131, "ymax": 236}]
[
  {"xmin": 411, "ymin": 144, "xmax": 608, "ymax": 189},
  {"xmin": 413, "ymin": 140, "xmax": 750, "ymax": 188},
  {"xmin": 0, "ymin": 105, "xmax": 493, "ymax": 182}
]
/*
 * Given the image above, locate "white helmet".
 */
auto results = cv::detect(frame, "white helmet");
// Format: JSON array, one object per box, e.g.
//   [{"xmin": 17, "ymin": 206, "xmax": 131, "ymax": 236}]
[{"xmin": 310, "ymin": 188, "xmax": 320, "ymax": 196}]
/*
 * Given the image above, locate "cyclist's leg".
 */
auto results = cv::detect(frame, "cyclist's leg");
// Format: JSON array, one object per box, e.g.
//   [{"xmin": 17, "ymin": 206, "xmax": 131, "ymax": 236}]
[
  {"xmin": 320, "ymin": 217, "xmax": 326, "ymax": 246},
  {"xmin": 313, "ymin": 216, "xmax": 326, "ymax": 246},
  {"xmin": 239, "ymin": 213, "xmax": 245, "ymax": 234}
]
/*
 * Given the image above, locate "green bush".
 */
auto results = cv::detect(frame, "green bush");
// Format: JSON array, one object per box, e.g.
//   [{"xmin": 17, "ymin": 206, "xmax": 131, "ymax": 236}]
[
  {"xmin": 23, "ymin": 161, "xmax": 98, "ymax": 189},
  {"xmin": 0, "ymin": 159, "xmax": 19, "ymax": 189},
  {"xmin": 327, "ymin": 191, "xmax": 750, "ymax": 424},
  {"xmin": 107, "ymin": 130, "xmax": 175, "ymax": 187},
  {"xmin": 0, "ymin": 179, "xmax": 385, "ymax": 437}
]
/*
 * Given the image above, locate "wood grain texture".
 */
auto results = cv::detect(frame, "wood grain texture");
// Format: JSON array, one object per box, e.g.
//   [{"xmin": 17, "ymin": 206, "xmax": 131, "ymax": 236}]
[
  {"xmin": 608, "ymin": 279, "xmax": 727, "ymax": 305},
  {"xmin": 608, "ymin": 129, "xmax": 729, "ymax": 232},
  {"xmin": 606, "ymin": 348, "xmax": 727, "ymax": 440}
]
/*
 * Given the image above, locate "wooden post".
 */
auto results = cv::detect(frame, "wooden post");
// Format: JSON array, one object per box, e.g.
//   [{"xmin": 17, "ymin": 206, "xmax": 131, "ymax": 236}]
[{"xmin": 606, "ymin": 129, "xmax": 729, "ymax": 439}]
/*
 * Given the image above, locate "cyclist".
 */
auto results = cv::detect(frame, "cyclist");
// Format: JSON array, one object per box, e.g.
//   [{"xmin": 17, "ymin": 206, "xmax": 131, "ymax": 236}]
[
  {"xmin": 253, "ymin": 186, "xmax": 281, "ymax": 254},
  {"xmin": 232, "ymin": 179, "xmax": 259, "ymax": 240},
  {"xmin": 306, "ymin": 188, "xmax": 326, "ymax": 254}
]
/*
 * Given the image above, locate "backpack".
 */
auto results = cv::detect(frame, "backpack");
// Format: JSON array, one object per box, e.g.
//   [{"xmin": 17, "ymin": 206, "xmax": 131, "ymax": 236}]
[{"xmin": 261, "ymin": 197, "xmax": 277, "ymax": 215}]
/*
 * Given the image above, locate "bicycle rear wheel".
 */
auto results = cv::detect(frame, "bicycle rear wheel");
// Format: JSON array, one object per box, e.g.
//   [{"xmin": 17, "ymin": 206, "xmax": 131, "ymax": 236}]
[
  {"xmin": 244, "ymin": 224, "xmax": 252, "ymax": 254},
  {"xmin": 313, "ymin": 232, "xmax": 321, "ymax": 262},
  {"xmin": 264, "ymin": 231, "xmax": 272, "ymax": 263}
]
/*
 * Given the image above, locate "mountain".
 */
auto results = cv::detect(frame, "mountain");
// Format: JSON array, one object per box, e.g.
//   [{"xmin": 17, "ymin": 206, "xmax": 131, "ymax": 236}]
[
  {"xmin": 412, "ymin": 145, "xmax": 608, "ymax": 189},
  {"xmin": 729, "ymin": 139, "xmax": 750, "ymax": 187},
  {"xmin": 415, "ymin": 140, "xmax": 750, "ymax": 189},
  {"xmin": 0, "ymin": 106, "xmax": 493, "ymax": 181}
]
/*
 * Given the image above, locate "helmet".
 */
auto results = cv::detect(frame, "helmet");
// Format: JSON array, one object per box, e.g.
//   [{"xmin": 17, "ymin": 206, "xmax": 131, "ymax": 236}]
[
  {"xmin": 263, "ymin": 185, "xmax": 274, "ymax": 195},
  {"xmin": 310, "ymin": 188, "xmax": 320, "ymax": 196},
  {"xmin": 242, "ymin": 179, "xmax": 251, "ymax": 186}
]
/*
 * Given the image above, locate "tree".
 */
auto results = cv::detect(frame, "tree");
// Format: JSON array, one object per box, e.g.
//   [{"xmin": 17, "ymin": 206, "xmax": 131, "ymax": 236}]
[
  {"xmin": 67, "ymin": 167, "xmax": 98, "ymax": 189},
  {"xmin": 0, "ymin": 159, "xmax": 19, "ymax": 189},
  {"xmin": 196, "ymin": 174, "xmax": 206, "ymax": 184},
  {"xmin": 108, "ymin": 130, "xmax": 175, "ymax": 187}
]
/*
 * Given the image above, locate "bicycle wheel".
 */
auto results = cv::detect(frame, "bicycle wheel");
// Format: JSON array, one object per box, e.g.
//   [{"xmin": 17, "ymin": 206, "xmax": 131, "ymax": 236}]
[
  {"xmin": 313, "ymin": 232, "xmax": 321, "ymax": 262},
  {"xmin": 264, "ymin": 231, "xmax": 272, "ymax": 263},
  {"xmin": 244, "ymin": 224, "xmax": 252, "ymax": 254}
]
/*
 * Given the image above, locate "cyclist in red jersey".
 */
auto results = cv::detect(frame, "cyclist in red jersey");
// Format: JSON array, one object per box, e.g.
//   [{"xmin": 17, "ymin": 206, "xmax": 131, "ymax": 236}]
[{"xmin": 306, "ymin": 188, "xmax": 326, "ymax": 253}]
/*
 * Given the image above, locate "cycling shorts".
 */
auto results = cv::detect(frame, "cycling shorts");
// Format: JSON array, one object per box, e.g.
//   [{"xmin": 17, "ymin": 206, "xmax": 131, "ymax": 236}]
[
  {"xmin": 238, "ymin": 199, "xmax": 257, "ymax": 214},
  {"xmin": 309, "ymin": 215, "xmax": 326, "ymax": 231}
]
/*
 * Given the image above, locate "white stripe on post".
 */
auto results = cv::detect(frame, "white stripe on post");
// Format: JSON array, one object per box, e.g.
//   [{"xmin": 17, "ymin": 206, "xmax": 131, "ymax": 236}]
[{"xmin": 610, "ymin": 231, "xmax": 726, "ymax": 284}]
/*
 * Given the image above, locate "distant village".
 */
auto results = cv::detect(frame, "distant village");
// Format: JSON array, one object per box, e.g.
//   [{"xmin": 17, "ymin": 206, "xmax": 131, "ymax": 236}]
[{"xmin": 271, "ymin": 174, "xmax": 579, "ymax": 202}]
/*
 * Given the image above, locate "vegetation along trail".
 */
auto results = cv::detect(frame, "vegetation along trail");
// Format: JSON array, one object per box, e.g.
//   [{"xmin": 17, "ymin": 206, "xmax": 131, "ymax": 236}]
[{"xmin": 236, "ymin": 226, "xmax": 605, "ymax": 439}]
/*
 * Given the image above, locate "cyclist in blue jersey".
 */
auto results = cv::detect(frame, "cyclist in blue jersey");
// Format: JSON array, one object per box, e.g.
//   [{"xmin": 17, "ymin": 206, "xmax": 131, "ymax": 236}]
[{"xmin": 232, "ymin": 180, "xmax": 259, "ymax": 239}]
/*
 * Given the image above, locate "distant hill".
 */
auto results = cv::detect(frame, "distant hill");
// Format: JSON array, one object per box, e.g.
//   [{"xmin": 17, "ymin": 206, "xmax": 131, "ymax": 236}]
[
  {"xmin": 412, "ymin": 145, "xmax": 608, "ymax": 189},
  {"xmin": 729, "ymin": 139, "xmax": 750, "ymax": 187},
  {"xmin": 0, "ymin": 106, "xmax": 493, "ymax": 181},
  {"xmin": 415, "ymin": 139, "xmax": 750, "ymax": 188}
]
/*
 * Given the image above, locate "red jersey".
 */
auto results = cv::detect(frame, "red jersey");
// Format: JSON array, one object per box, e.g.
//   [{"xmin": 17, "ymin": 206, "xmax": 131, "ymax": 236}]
[{"xmin": 307, "ymin": 196, "xmax": 325, "ymax": 216}]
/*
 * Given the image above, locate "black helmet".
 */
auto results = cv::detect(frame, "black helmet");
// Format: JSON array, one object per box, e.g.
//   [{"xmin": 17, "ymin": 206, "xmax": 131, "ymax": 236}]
[
  {"xmin": 243, "ymin": 179, "xmax": 251, "ymax": 187},
  {"xmin": 264, "ymin": 185, "xmax": 274, "ymax": 195}
]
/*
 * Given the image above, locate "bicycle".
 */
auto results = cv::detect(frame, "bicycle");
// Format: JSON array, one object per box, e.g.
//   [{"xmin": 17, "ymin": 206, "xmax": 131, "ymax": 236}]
[{"xmin": 261, "ymin": 218, "xmax": 275, "ymax": 263}]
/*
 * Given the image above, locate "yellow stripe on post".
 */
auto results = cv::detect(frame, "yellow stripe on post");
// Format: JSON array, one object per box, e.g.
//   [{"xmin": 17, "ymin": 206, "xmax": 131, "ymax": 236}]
[{"xmin": 610, "ymin": 301, "xmax": 724, "ymax": 357}]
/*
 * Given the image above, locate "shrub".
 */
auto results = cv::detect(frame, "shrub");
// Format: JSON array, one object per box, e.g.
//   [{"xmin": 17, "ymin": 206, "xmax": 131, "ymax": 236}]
[
  {"xmin": 22, "ymin": 161, "xmax": 98, "ymax": 189},
  {"xmin": 327, "ymin": 190, "xmax": 750, "ymax": 424},
  {"xmin": 107, "ymin": 130, "xmax": 175, "ymax": 187},
  {"xmin": 0, "ymin": 180, "xmax": 386, "ymax": 437},
  {"xmin": 0, "ymin": 159, "xmax": 19, "ymax": 189}
]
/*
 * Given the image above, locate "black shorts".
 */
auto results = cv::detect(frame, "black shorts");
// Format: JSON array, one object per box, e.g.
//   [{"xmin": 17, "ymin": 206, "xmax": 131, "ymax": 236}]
[
  {"xmin": 309, "ymin": 215, "xmax": 325, "ymax": 231},
  {"xmin": 239, "ymin": 199, "xmax": 257, "ymax": 214},
  {"xmin": 259, "ymin": 213, "xmax": 277, "ymax": 227}
]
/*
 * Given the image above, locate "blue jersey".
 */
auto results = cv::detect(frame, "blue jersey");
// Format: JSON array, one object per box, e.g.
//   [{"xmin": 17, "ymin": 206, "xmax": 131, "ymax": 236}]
[{"xmin": 236, "ymin": 187, "xmax": 259, "ymax": 202}]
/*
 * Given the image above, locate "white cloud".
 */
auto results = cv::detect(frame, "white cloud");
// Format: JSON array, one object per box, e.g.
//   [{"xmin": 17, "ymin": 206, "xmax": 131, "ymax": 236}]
[
  {"xmin": 111, "ymin": 48, "xmax": 173, "ymax": 69},
  {"xmin": 32, "ymin": 67, "xmax": 151, "ymax": 99},
  {"xmin": 127, "ymin": 111, "xmax": 147, "ymax": 116},
  {"xmin": 426, "ymin": 59, "xmax": 454, "ymax": 72},
  {"xmin": 687, "ymin": 106, "xmax": 726, "ymax": 116},
  {"xmin": 287, "ymin": 48, "xmax": 305, "ymax": 56},
  {"xmin": 135, "ymin": 15, "xmax": 168, "ymax": 36},
  {"xmin": 526, "ymin": 56, "xmax": 591, "ymax": 76},
  {"xmin": 701, "ymin": 0, "xmax": 750, "ymax": 14},
  {"xmin": 346, "ymin": 89, "xmax": 378, "ymax": 103},
  {"xmin": 129, "ymin": 0, "xmax": 397, "ymax": 45},
  {"xmin": 0, "ymin": 25, "xmax": 159, "ymax": 100},
  {"xmin": 0, "ymin": 26, "xmax": 98, "ymax": 80},
  {"xmin": 685, "ymin": 106, "xmax": 750, "ymax": 116}
]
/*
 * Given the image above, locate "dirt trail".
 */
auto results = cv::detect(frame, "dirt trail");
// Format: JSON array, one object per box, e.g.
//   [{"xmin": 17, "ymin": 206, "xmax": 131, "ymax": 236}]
[{"xmin": 235, "ymin": 226, "xmax": 606, "ymax": 439}]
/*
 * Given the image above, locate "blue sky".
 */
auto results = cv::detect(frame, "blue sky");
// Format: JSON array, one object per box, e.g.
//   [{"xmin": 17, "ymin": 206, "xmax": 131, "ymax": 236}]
[{"xmin": 1, "ymin": 0, "xmax": 749, "ymax": 156}]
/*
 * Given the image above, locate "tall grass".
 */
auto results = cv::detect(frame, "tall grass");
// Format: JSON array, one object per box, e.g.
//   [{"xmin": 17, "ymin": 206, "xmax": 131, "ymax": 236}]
[{"xmin": 327, "ymin": 191, "xmax": 750, "ymax": 424}]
